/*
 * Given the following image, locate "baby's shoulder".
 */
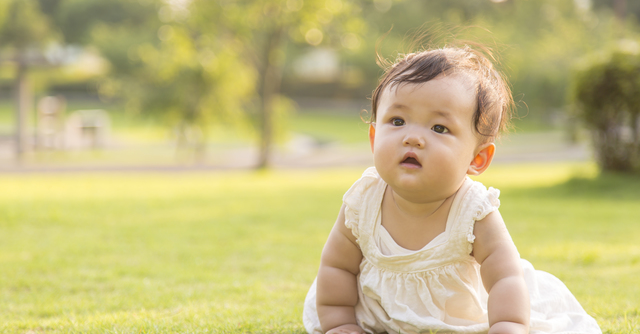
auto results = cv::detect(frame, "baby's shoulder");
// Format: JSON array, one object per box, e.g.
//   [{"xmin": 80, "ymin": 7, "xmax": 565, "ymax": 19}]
[
  {"xmin": 458, "ymin": 178, "xmax": 501, "ymax": 221},
  {"xmin": 443, "ymin": 178, "xmax": 503, "ymax": 250}
]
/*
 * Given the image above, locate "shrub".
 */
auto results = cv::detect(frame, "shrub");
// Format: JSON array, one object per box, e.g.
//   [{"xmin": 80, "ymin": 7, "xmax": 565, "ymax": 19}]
[{"xmin": 570, "ymin": 47, "xmax": 640, "ymax": 172}]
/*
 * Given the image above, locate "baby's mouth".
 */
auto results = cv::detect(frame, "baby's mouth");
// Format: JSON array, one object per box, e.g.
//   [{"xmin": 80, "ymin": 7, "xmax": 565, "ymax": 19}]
[{"xmin": 401, "ymin": 153, "xmax": 422, "ymax": 167}]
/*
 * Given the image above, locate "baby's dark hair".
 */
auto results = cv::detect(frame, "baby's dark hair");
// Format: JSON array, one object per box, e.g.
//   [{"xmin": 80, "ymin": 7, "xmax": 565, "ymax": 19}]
[{"xmin": 370, "ymin": 46, "xmax": 514, "ymax": 143}]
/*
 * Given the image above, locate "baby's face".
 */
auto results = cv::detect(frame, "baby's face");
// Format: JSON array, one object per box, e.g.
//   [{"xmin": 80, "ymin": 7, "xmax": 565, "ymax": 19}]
[{"xmin": 371, "ymin": 74, "xmax": 482, "ymax": 203}]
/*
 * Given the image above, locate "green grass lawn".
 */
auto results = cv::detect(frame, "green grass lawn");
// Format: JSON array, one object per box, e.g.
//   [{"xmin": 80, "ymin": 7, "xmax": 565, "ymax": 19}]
[{"xmin": 1, "ymin": 163, "xmax": 638, "ymax": 333}]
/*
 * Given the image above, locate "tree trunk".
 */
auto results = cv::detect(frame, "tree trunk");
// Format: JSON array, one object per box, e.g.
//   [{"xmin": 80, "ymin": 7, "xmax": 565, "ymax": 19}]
[
  {"xmin": 256, "ymin": 26, "xmax": 284, "ymax": 169},
  {"xmin": 193, "ymin": 123, "xmax": 207, "ymax": 165},
  {"xmin": 632, "ymin": 113, "xmax": 639, "ymax": 170},
  {"xmin": 14, "ymin": 57, "xmax": 32, "ymax": 164},
  {"xmin": 614, "ymin": 0, "xmax": 627, "ymax": 21}
]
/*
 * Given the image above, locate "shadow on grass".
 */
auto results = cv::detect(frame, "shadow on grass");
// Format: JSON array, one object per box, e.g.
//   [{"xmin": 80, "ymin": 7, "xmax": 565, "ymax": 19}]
[{"xmin": 510, "ymin": 171, "xmax": 640, "ymax": 200}]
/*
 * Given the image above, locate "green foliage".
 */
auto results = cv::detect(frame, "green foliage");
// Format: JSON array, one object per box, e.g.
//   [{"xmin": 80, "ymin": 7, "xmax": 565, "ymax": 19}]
[
  {"xmin": 570, "ymin": 48, "xmax": 640, "ymax": 172},
  {"xmin": 79, "ymin": 0, "xmax": 368, "ymax": 162},
  {"xmin": 0, "ymin": 164, "xmax": 638, "ymax": 333},
  {"xmin": 2, "ymin": 0, "xmax": 640, "ymax": 164},
  {"xmin": 0, "ymin": 0, "xmax": 54, "ymax": 50},
  {"xmin": 54, "ymin": 0, "xmax": 156, "ymax": 45},
  {"xmin": 289, "ymin": 0, "xmax": 637, "ymax": 122},
  {"xmin": 74, "ymin": 1, "xmax": 255, "ymax": 154},
  {"xmin": 210, "ymin": 0, "xmax": 367, "ymax": 166}
]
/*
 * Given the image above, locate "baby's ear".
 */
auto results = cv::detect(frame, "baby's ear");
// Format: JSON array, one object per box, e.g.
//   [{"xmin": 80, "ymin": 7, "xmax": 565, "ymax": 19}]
[
  {"xmin": 467, "ymin": 142, "xmax": 495, "ymax": 176},
  {"xmin": 368, "ymin": 123, "xmax": 376, "ymax": 153}
]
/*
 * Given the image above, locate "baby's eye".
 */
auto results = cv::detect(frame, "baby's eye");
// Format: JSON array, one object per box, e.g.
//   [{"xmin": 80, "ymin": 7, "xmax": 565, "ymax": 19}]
[
  {"xmin": 391, "ymin": 118, "xmax": 405, "ymax": 126},
  {"xmin": 432, "ymin": 125, "xmax": 449, "ymax": 134}
]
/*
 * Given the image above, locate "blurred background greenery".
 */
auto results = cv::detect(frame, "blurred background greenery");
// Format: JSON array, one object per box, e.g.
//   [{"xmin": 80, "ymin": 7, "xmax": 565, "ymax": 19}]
[
  {"xmin": 1, "ymin": 1, "xmax": 640, "ymax": 333},
  {"xmin": 0, "ymin": 0, "xmax": 638, "ymax": 170}
]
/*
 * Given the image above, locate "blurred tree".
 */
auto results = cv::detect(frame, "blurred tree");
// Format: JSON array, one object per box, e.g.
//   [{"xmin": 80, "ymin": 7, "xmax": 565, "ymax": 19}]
[
  {"xmin": 203, "ymin": 0, "xmax": 367, "ymax": 168},
  {"xmin": 55, "ymin": 0, "xmax": 220, "ymax": 159},
  {"xmin": 0, "ymin": 0, "xmax": 57, "ymax": 160},
  {"xmin": 53, "ymin": 0, "xmax": 366, "ymax": 167},
  {"xmin": 21, "ymin": 0, "xmax": 248, "ymax": 161},
  {"xmin": 480, "ymin": 0, "xmax": 622, "ymax": 123},
  {"xmin": 592, "ymin": 0, "xmax": 640, "ymax": 22},
  {"xmin": 101, "ymin": 0, "xmax": 255, "ymax": 160},
  {"xmin": 571, "ymin": 49, "xmax": 640, "ymax": 172},
  {"xmin": 0, "ymin": 0, "xmax": 148, "ymax": 159}
]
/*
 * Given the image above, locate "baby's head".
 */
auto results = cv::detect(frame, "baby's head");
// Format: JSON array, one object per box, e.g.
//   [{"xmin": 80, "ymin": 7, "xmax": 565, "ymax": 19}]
[
  {"xmin": 371, "ymin": 46, "xmax": 513, "ymax": 144},
  {"xmin": 368, "ymin": 46, "xmax": 514, "ymax": 200}
]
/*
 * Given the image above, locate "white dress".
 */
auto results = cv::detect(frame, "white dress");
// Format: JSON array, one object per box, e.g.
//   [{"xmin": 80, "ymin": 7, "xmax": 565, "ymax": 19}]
[{"xmin": 303, "ymin": 167, "xmax": 601, "ymax": 334}]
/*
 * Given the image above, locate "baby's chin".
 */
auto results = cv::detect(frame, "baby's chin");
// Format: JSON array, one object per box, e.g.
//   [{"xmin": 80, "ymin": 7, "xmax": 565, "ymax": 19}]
[{"xmin": 388, "ymin": 176, "xmax": 462, "ymax": 200}]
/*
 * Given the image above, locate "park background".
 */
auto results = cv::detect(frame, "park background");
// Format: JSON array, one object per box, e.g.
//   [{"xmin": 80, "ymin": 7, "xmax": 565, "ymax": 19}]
[{"xmin": 0, "ymin": 0, "xmax": 639, "ymax": 333}]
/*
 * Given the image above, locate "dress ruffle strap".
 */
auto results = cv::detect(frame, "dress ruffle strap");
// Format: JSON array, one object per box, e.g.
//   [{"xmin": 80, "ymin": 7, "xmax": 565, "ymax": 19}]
[
  {"xmin": 463, "ymin": 182, "xmax": 500, "ymax": 250},
  {"xmin": 472, "ymin": 187, "xmax": 500, "ymax": 222},
  {"xmin": 343, "ymin": 167, "xmax": 381, "ymax": 241}
]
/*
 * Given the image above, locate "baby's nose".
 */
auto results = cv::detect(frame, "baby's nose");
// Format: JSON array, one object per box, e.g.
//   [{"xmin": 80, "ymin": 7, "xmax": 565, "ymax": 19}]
[{"xmin": 403, "ymin": 133, "xmax": 425, "ymax": 147}]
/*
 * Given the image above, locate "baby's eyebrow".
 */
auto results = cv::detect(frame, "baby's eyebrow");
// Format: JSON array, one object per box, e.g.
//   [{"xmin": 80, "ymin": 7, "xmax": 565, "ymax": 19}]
[
  {"xmin": 433, "ymin": 110, "xmax": 453, "ymax": 119},
  {"xmin": 389, "ymin": 103, "xmax": 409, "ymax": 110}
]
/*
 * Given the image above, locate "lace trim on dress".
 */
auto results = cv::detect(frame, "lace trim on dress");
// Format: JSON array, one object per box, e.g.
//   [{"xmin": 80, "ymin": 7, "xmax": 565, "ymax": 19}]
[
  {"xmin": 344, "ymin": 206, "xmax": 360, "ymax": 240},
  {"xmin": 466, "ymin": 186, "xmax": 501, "ymax": 245},
  {"xmin": 343, "ymin": 167, "xmax": 379, "ymax": 241}
]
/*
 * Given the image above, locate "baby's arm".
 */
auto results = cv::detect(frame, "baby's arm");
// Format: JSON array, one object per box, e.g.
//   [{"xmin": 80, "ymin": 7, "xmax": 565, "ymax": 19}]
[
  {"xmin": 316, "ymin": 204, "xmax": 365, "ymax": 334},
  {"xmin": 473, "ymin": 210, "xmax": 530, "ymax": 334}
]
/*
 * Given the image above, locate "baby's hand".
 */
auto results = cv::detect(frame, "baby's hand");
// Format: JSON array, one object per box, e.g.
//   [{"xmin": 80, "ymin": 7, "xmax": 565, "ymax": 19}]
[{"xmin": 326, "ymin": 323, "xmax": 366, "ymax": 334}]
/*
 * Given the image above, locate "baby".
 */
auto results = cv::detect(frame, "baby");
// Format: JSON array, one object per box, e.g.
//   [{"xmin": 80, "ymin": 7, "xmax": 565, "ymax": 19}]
[{"xmin": 303, "ymin": 46, "xmax": 601, "ymax": 334}]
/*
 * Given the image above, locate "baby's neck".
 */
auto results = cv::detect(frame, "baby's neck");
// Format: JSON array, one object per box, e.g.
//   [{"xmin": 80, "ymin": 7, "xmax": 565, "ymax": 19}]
[
  {"xmin": 390, "ymin": 188, "xmax": 449, "ymax": 219},
  {"xmin": 380, "ymin": 187, "xmax": 457, "ymax": 251}
]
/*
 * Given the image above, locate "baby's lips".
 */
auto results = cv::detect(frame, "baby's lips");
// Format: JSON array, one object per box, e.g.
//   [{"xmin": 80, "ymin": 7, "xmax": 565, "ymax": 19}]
[{"xmin": 401, "ymin": 151, "xmax": 422, "ymax": 166}]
